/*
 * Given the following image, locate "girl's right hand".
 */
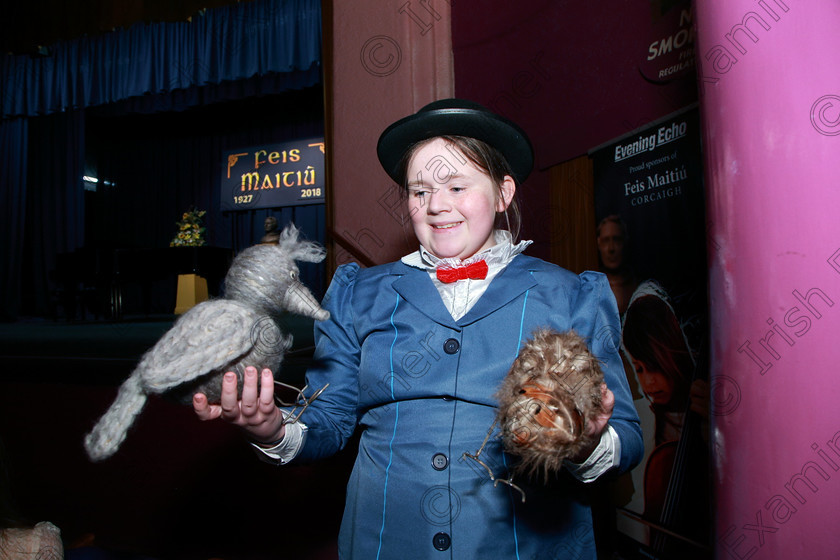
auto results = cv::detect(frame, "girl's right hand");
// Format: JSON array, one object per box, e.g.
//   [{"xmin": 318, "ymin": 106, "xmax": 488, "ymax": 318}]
[{"xmin": 193, "ymin": 366, "xmax": 286, "ymax": 444}]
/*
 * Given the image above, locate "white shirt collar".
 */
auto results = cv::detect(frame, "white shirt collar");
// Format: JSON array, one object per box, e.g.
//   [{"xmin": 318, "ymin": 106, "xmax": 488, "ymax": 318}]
[{"xmin": 402, "ymin": 230, "xmax": 533, "ymax": 271}]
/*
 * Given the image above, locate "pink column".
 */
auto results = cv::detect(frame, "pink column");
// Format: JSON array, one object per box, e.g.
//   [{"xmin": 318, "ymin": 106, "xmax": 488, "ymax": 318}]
[{"xmin": 695, "ymin": 1, "xmax": 840, "ymax": 558}]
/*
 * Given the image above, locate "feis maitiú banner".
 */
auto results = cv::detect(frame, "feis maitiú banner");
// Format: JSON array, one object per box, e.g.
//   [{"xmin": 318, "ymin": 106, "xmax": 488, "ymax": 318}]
[
  {"xmin": 221, "ymin": 138, "xmax": 325, "ymax": 211},
  {"xmin": 591, "ymin": 106, "xmax": 711, "ymax": 560}
]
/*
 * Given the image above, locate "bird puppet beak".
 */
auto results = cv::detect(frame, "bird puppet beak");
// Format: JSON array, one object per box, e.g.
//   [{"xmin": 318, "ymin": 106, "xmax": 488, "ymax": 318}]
[{"xmin": 283, "ymin": 281, "xmax": 330, "ymax": 322}]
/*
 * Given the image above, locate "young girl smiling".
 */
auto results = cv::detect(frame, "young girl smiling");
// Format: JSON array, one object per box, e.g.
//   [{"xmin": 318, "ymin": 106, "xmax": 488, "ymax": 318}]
[{"xmin": 194, "ymin": 99, "xmax": 643, "ymax": 559}]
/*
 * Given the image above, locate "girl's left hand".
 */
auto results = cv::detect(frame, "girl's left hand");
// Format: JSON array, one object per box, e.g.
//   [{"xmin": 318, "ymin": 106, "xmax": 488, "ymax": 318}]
[{"xmin": 569, "ymin": 383, "xmax": 614, "ymax": 463}]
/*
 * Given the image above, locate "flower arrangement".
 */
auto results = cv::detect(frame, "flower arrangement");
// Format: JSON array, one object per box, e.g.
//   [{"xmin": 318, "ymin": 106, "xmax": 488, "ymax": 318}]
[{"xmin": 170, "ymin": 208, "xmax": 207, "ymax": 247}]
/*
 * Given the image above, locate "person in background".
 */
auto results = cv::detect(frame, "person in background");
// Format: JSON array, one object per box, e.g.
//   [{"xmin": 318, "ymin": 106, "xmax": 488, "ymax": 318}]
[
  {"xmin": 621, "ymin": 281, "xmax": 708, "ymax": 445},
  {"xmin": 596, "ymin": 214, "xmax": 637, "ymax": 315},
  {"xmin": 0, "ymin": 437, "xmax": 64, "ymax": 560},
  {"xmin": 621, "ymin": 281, "xmax": 710, "ymax": 552}
]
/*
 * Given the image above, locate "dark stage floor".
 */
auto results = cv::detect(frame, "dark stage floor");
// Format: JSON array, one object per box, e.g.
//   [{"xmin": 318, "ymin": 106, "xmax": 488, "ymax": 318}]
[
  {"xmin": 1, "ymin": 315, "xmax": 641, "ymax": 560},
  {"xmin": 0, "ymin": 315, "xmax": 351, "ymax": 560},
  {"xmin": 0, "ymin": 313, "xmax": 317, "ymax": 381}
]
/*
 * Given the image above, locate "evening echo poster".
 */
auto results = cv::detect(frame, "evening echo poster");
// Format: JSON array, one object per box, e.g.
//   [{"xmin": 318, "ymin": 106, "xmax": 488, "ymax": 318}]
[{"xmin": 590, "ymin": 106, "xmax": 711, "ymax": 559}]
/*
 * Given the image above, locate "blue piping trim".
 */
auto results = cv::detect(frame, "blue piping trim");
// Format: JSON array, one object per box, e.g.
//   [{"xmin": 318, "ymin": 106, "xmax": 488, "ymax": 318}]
[
  {"xmin": 515, "ymin": 288, "xmax": 530, "ymax": 353},
  {"xmin": 509, "ymin": 283, "xmax": 531, "ymax": 560},
  {"xmin": 376, "ymin": 293, "xmax": 402, "ymax": 560}
]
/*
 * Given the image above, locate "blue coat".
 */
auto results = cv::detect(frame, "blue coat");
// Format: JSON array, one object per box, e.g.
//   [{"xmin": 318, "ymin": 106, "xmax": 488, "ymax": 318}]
[{"xmin": 295, "ymin": 254, "xmax": 643, "ymax": 559}]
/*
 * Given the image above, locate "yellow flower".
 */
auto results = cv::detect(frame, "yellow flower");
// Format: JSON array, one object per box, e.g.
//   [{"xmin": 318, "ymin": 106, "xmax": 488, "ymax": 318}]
[{"xmin": 172, "ymin": 208, "xmax": 207, "ymax": 246}]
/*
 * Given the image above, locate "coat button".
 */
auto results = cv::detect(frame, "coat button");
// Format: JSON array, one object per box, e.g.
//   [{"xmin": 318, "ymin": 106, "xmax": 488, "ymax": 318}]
[
  {"xmin": 433, "ymin": 532, "xmax": 451, "ymax": 551},
  {"xmin": 443, "ymin": 338, "xmax": 460, "ymax": 354},
  {"xmin": 431, "ymin": 453, "xmax": 449, "ymax": 471}
]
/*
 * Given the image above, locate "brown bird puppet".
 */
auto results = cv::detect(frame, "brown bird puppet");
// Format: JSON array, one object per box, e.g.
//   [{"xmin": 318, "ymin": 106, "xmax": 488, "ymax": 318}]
[
  {"xmin": 84, "ymin": 223, "xmax": 329, "ymax": 462},
  {"xmin": 496, "ymin": 328, "xmax": 605, "ymax": 480}
]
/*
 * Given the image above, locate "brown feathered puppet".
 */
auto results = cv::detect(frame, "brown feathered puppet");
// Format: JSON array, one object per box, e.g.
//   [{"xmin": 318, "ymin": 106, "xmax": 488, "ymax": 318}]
[{"xmin": 496, "ymin": 328, "xmax": 605, "ymax": 480}]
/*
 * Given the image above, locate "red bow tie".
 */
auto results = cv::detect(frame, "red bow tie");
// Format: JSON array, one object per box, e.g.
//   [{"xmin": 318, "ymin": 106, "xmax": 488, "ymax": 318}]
[{"xmin": 436, "ymin": 260, "xmax": 489, "ymax": 283}]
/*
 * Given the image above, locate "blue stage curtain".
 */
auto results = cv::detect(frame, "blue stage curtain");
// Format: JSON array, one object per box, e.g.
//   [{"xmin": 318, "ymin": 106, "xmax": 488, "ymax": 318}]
[
  {"xmin": 20, "ymin": 111, "xmax": 86, "ymax": 317},
  {"xmin": 0, "ymin": 0, "xmax": 322, "ymax": 320},
  {"xmin": 0, "ymin": 118, "xmax": 28, "ymax": 320},
  {"xmin": 0, "ymin": 0, "xmax": 321, "ymax": 119},
  {"xmin": 96, "ymin": 69, "xmax": 322, "ymax": 116},
  {"xmin": 81, "ymin": 85, "xmax": 326, "ymax": 314}
]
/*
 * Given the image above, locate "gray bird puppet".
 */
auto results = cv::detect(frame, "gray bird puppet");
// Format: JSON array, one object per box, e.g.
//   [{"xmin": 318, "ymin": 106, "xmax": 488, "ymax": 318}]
[
  {"xmin": 496, "ymin": 329, "xmax": 605, "ymax": 481},
  {"xmin": 84, "ymin": 223, "xmax": 329, "ymax": 462}
]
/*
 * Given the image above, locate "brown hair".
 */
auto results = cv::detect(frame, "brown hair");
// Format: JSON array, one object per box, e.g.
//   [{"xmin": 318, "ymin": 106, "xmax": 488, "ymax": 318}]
[
  {"xmin": 622, "ymin": 295, "xmax": 693, "ymax": 410},
  {"xmin": 394, "ymin": 135, "xmax": 522, "ymax": 241}
]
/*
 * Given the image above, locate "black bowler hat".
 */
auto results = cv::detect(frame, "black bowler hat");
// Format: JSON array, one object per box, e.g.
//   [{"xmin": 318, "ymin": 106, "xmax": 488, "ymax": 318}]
[{"xmin": 376, "ymin": 98, "xmax": 534, "ymax": 185}]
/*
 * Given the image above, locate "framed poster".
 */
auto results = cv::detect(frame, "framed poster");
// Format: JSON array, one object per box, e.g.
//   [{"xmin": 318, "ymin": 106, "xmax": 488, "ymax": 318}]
[
  {"xmin": 590, "ymin": 106, "xmax": 711, "ymax": 560},
  {"xmin": 221, "ymin": 137, "xmax": 325, "ymax": 211}
]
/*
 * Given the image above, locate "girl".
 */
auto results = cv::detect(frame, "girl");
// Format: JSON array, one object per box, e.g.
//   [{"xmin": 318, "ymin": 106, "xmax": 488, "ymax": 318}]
[{"xmin": 194, "ymin": 99, "xmax": 643, "ymax": 559}]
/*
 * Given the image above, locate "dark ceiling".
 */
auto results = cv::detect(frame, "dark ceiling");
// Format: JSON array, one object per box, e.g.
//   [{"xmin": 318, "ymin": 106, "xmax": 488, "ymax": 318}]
[{"xmin": 0, "ymin": 0, "xmax": 249, "ymax": 55}]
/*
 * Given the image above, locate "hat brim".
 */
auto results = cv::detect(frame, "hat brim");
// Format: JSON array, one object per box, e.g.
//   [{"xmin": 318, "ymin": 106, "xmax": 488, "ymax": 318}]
[{"xmin": 377, "ymin": 106, "xmax": 534, "ymax": 185}]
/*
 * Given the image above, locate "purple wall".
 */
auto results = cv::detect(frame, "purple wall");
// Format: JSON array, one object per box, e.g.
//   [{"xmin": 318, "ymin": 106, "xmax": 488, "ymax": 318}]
[
  {"xmin": 451, "ymin": 2, "xmax": 698, "ymax": 259},
  {"xmin": 451, "ymin": 2, "xmax": 698, "ymax": 169}
]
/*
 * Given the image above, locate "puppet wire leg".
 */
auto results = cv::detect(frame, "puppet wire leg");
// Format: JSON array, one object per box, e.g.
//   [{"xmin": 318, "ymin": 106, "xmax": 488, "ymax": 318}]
[
  {"xmin": 461, "ymin": 419, "xmax": 527, "ymax": 503},
  {"xmin": 274, "ymin": 380, "xmax": 329, "ymax": 425}
]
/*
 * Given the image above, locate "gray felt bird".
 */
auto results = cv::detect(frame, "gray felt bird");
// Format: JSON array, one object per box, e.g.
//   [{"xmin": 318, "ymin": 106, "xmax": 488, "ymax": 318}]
[{"xmin": 84, "ymin": 223, "xmax": 329, "ymax": 462}]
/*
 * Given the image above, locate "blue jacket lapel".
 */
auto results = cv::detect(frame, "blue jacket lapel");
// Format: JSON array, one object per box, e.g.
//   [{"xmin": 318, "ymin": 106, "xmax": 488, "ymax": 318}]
[
  {"xmin": 458, "ymin": 254, "xmax": 538, "ymax": 325},
  {"xmin": 388, "ymin": 256, "xmax": 539, "ymax": 329},
  {"xmin": 390, "ymin": 261, "xmax": 459, "ymax": 329}
]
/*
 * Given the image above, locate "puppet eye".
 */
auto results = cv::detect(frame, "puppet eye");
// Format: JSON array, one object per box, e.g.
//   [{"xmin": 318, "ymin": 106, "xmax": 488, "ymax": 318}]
[{"xmin": 290, "ymin": 270, "xmax": 298, "ymax": 280}]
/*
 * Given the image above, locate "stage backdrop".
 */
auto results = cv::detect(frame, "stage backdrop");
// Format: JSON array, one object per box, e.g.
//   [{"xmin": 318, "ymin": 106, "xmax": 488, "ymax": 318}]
[{"xmin": 590, "ymin": 106, "xmax": 711, "ymax": 560}]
